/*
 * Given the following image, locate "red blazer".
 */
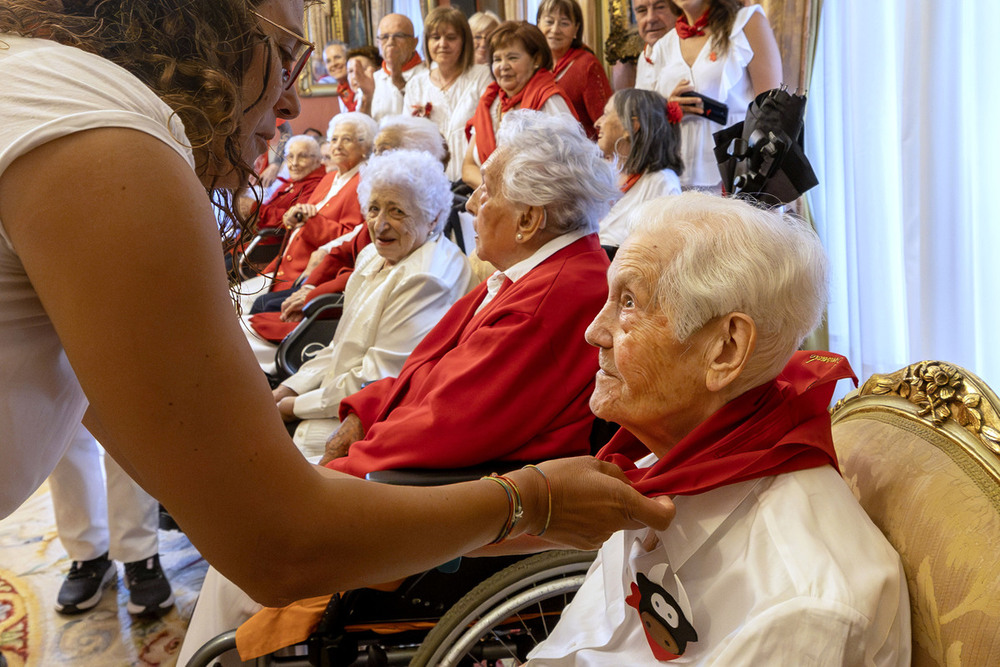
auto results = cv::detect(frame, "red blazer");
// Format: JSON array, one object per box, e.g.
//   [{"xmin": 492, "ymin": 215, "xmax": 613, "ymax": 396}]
[
  {"xmin": 553, "ymin": 48, "xmax": 612, "ymax": 139},
  {"xmin": 253, "ymin": 165, "xmax": 327, "ymax": 244},
  {"xmin": 262, "ymin": 170, "xmax": 363, "ymax": 292},
  {"xmin": 248, "ymin": 225, "xmax": 372, "ymax": 342},
  {"xmin": 330, "ymin": 233, "xmax": 609, "ymax": 477}
]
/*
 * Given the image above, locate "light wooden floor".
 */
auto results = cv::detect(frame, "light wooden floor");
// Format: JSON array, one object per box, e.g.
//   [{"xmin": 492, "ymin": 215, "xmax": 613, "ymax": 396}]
[{"xmin": 0, "ymin": 482, "xmax": 209, "ymax": 667}]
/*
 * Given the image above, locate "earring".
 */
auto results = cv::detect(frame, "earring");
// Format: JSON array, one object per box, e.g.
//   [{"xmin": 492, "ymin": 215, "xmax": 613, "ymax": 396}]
[{"xmin": 516, "ymin": 232, "xmax": 524, "ymax": 241}]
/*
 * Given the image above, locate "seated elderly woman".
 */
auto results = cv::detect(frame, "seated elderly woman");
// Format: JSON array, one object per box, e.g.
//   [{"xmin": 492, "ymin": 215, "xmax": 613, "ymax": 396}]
[
  {"xmin": 594, "ymin": 88, "xmax": 683, "ymax": 247},
  {"xmin": 235, "ymin": 112, "xmax": 377, "ymax": 317},
  {"xmin": 244, "ymin": 116, "xmax": 452, "ymax": 346},
  {"xmin": 527, "ymin": 193, "xmax": 910, "ymax": 664},
  {"xmin": 271, "ymin": 150, "xmax": 472, "ymax": 457},
  {"xmin": 176, "ymin": 109, "xmax": 619, "ymax": 663}
]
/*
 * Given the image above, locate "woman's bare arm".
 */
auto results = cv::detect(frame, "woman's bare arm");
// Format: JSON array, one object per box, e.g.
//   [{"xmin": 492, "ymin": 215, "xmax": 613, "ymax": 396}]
[
  {"xmin": 462, "ymin": 138, "xmax": 483, "ymax": 189},
  {"xmin": 0, "ymin": 128, "xmax": 672, "ymax": 605},
  {"xmin": 744, "ymin": 10, "xmax": 783, "ymax": 95}
]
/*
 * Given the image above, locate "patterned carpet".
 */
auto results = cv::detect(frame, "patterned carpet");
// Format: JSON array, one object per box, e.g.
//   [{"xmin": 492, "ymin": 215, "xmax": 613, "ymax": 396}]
[{"xmin": 0, "ymin": 483, "xmax": 209, "ymax": 667}]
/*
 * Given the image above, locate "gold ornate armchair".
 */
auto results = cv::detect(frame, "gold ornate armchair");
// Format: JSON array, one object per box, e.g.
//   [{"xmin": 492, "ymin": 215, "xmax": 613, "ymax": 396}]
[{"xmin": 831, "ymin": 361, "xmax": 1000, "ymax": 666}]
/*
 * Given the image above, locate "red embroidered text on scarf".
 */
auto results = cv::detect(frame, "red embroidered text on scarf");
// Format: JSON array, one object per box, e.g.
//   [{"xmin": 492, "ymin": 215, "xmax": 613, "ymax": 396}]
[
  {"xmin": 675, "ymin": 10, "xmax": 710, "ymax": 39},
  {"xmin": 598, "ymin": 351, "xmax": 857, "ymax": 497},
  {"xmin": 465, "ymin": 68, "xmax": 571, "ymax": 164}
]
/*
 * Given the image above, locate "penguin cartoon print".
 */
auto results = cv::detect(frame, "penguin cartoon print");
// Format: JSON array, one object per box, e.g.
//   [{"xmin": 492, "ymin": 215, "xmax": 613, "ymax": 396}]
[{"xmin": 625, "ymin": 567, "xmax": 698, "ymax": 660}]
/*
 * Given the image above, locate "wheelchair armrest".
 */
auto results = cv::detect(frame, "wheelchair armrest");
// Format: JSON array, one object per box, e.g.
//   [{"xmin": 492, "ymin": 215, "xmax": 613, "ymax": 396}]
[
  {"xmin": 301, "ymin": 292, "xmax": 345, "ymax": 318},
  {"xmin": 366, "ymin": 462, "xmax": 530, "ymax": 486}
]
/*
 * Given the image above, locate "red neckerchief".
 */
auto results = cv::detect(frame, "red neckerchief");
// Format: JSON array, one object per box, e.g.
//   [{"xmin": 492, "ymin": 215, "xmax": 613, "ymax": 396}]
[
  {"xmin": 675, "ymin": 10, "xmax": 710, "ymax": 39},
  {"xmin": 466, "ymin": 69, "xmax": 568, "ymax": 163},
  {"xmin": 553, "ymin": 47, "xmax": 583, "ymax": 78},
  {"xmin": 381, "ymin": 51, "xmax": 422, "ymax": 76},
  {"xmin": 598, "ymin": 351, "xmax": 857, "ymax": 497},
  {"xmin": 621, "ymin": 172, "xmax": 642, "ymax": 193},
  {"xmin": 337, "ymin": 80, "xmax": 357, "ymax": 112},
  {"xmin": 643, "ymin": 44, "xmax": 654, "ymax": 65}
]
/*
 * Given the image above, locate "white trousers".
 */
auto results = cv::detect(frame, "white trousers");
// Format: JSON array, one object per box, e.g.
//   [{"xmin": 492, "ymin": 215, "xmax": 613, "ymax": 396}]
[
  {"xmin": 176, "ymin": 565, "xmax": 262, "ymax": 667},
  {"xmin": 48, "ymin": 424, "xmax": 159, "ymax": 563}
]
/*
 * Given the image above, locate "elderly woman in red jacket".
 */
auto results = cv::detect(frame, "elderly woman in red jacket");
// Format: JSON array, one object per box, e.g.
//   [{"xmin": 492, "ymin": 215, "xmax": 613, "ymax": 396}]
[{"xmin": 461, "ymin": 21, "xmax": 575, "ymax": 189}]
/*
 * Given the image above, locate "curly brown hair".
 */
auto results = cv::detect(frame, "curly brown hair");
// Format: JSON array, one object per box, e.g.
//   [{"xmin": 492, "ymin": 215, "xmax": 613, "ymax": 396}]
[
  {"xmin": 0, "ymin": 0, "xmax": 276, "ymax": 244},
  {"xmin": 666, "ymin": 0, "xmax": 743, "ymax": 55}
]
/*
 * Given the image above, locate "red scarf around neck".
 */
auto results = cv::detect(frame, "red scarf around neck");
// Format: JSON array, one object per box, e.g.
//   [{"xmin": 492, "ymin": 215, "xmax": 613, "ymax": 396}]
[
  {"xmin": 337, "ymin": 80, "xmax": 357, "ymax": 112},
  {"xmin": 598, "ymin": 351, "xmax": 857, "ymax": 497},
  {"xmin": 552, "ymin": 47, "xmax": 583, "ymax": 78},
  {"xmin": 465, "ymin": 68, "xmax": 570, "ymax": 164},
  {"xmin": 675, "ymin": 9, "xmax": 710, "ymax": 39},
  {"xmin": 382, "ymin": 51, "xmax": 423, "ymax": 76},
  {"xmin": 621, "ymin": 172, "xmax": 642, "ymax": 193}
]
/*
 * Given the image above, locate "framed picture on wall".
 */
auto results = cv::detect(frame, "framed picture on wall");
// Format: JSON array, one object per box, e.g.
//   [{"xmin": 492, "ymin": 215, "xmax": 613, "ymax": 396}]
[{"xmin": 299, "ymin": 0, "xmax": 374, "ymax": 97}]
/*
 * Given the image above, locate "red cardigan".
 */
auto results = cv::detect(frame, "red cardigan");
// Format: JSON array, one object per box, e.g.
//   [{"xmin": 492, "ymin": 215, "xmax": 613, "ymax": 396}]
[
  {"xmin": 248, "ymin": 225, "xmax": 372, "ymax": 342},
  {"xmin": 253, "ymin": 165, "xmax": 327, "ymax": 244},
  {"xmin": 261, "ymin": 170, "xmax": 363, "ymax": 292},
  {"xmin": 553, "ymin": 48, "xmax": 612, "ymax": 139},
  {"xmin": 330, "ymin": 234, "xmax": 609, "ymax": 477}
]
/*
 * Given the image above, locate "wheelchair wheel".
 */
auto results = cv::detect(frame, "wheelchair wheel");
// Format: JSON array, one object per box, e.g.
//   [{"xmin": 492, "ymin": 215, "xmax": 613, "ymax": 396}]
[{"xmin": 410, "ymin": 550, "xmax": 595, "ymax": 666}]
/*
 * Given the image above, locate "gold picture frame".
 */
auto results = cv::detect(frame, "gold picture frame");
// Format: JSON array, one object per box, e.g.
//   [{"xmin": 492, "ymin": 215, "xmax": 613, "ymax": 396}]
[{"xmin": 298, "ymin": 0, "xmax": 374, "ymax": 97}]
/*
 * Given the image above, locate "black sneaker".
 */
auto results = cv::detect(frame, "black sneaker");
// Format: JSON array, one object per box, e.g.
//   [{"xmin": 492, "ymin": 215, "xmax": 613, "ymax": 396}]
[
  {"xmin": 123, "ymin": 554, "xmax": 175, "ymax": 616},
  {"xmin": 54, "ymin": 552, "xmax": 116, "ymax": 615}
]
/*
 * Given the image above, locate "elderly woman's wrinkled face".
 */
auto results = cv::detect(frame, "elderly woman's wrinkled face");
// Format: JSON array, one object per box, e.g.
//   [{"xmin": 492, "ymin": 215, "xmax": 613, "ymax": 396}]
[
  {"xmin": 327, "ymin": 123, "xmax": 367, "ymax": 172},
  {"xmin": 492, "ymin": 39, "xmax": 541, "ymax": 97},
  {"xmin": 365, "ymin": 185, "xmax": 434, "ymax": 265},
  {"xmin": 319, "ymin": 141, "xmax": 336, "ymax": 171},
  {"xmin": 594, "ymin": 96, "xmax": 628, "ymax": 161},
  {"xmin": 585, "ymin": 233, "xmax": 714, "ymax": 450},
  {"xmin": 467, "ymin": 151, "xmax": 522, "ymax": 271},
  {"xmin": 284, "ymin": 139, "xmax": 322, "ymax": 180}
]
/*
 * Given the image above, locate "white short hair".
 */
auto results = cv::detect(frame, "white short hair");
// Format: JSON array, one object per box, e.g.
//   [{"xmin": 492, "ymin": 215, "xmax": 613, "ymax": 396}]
[
  {"xmin": 630, "ymin": 192, "xmax": 829, "ymax": 385},
  {"xmin": 284, "ymin": 135, "xmax": 321, "ymax": 157},
  {"xmin": 494, "ymin": 109, "xmax": 618, "ymax": 235},
  {"xmin": 377, "ymin": 115, "xmax": 448, "ymax": 164},
  {"xmin": 356, "ymin": 150, "xmax": 452, "ymax": 234},
  {"xmin": 327, "ymin": 112, "xmax": 378, "ymax": 156}
]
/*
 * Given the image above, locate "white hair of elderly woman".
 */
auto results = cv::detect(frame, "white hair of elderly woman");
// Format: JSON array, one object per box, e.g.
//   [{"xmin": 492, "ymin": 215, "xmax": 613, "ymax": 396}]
[
  {"xmin": 494, "ymin": 109, "xmax": 619, "ymax": 235},
  {"xmin": 377, "ymin": 115, "xmax": 448, "ymax": 164},
  {"xmin": 326, "ymin": 111, "xmax": 379, "ymax": 155},
  {"xmin": 356, "ymin": 149, "xmax": 453, "ymax": 235},
  {"xmin": 629, "ymin": 192, "xmax": 829, "ymax": 388},
  {"xmin": 284, "ymin": 134, "xmax": 321, "ymax": 156}
]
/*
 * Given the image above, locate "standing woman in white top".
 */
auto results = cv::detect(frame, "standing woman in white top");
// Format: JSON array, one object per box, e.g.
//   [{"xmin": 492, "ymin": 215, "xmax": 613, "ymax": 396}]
[
  {"xmin": 0, "ymin": 0, "xmax": 675, "ymax": 605},
  {"xmin": 594, "ymin": 88, "xmax": 683, "ymax": 247},
  {"xmin": 650, "ymin": 0, "xmax": 781, "ymax": 190},
  {"xmin": 403, "ymin": 7, "xmax": 492, "ymax": 182}
]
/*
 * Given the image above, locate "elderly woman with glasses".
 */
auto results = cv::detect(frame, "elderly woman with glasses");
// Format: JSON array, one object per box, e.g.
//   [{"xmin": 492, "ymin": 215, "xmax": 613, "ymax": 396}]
[
  {"xmin": 403, "ymin": 7, "xmax": 492, "ymax": 181},
  {"xmin": 237, "ymin": 112, "xmax": 376, "ymax": 367},
  {"xmin": 0, "ymin": 0, "xmax": 673, "ymax": 610},
  {"xmin": 594, "ymin": 88, "xmax": 683, "ymax": 247},
  {"xmin": 462, "ymin": 21, "xmax": 575, "ymax": 189}
]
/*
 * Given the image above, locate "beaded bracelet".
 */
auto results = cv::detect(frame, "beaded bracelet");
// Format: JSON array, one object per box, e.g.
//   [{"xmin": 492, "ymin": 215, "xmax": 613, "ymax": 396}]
[
  {"xmin": 482, "ymin": 473, "xmax": 523, "ymax": 544},
  {"xmin": 523, "ymin": 464, "xmax": 552, "ymax": 537}
]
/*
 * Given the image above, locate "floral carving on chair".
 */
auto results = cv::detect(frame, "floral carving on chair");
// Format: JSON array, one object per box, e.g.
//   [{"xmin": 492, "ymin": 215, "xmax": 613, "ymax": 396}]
[{"xmin": 865, "ymin": 361, "xmax": 1000, "ymax": 456}]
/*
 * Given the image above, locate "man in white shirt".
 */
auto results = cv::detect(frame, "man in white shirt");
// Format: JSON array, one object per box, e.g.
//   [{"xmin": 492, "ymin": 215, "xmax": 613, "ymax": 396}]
[
  {"xmin": 527, "ymin": 192, "xmax": 911, "ymax": 665},
  {"xmin": 359, "ymin": 14, "xmax": 426, "ymax": 121},
  {"xmin": 632, "ymin": 0, "xmax": 675, "ymax": 91}
]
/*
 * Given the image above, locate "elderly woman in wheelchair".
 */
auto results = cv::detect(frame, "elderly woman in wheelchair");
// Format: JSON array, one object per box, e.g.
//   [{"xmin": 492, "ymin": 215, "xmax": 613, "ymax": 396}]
[
  {"xmin": 271, "ymin": 149, "xmax": 472, "ymax": 458},
  {"xmin": 178, "ymin": 109, "xmax": 627, "ymax": 665}
]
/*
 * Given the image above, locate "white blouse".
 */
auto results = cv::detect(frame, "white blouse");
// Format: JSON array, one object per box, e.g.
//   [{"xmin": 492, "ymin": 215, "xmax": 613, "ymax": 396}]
[
  {"xmin": 599, "ymin": 169, "xmax": 681, "ymax": 247},
  {"xmin": 403, "ymin": 64, "xmax": 493, "ymax": 181}
]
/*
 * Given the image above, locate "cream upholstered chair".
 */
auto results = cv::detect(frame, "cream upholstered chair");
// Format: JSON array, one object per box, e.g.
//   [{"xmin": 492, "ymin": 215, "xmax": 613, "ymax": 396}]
[{"xmin": 831, "ymin": 361, "xmax": 1000, "ymax": 666}]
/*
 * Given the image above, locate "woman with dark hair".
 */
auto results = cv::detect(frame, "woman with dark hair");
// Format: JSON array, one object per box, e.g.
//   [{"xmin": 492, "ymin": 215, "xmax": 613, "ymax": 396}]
[
  {"xmin": 536, "ymin": 0, "xmax": 612, "ymax": 139},
  {"xmin": 594, "ymin": 89, "xmax": 683, "ymax": 246},
  {"xmin": 0, "ymin": 0, "xmax": 673, "ymax": 605},
  {"xmin": 650, "ymin": 0, "xmax": 781, "ymax": 190},
  {"xmin": 403, "ymin": 7, "xmax": 492, "ymax": 181},
  {"xmin": 461, "ymin": 21, "xmax": 575, "ymax": 189}
]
